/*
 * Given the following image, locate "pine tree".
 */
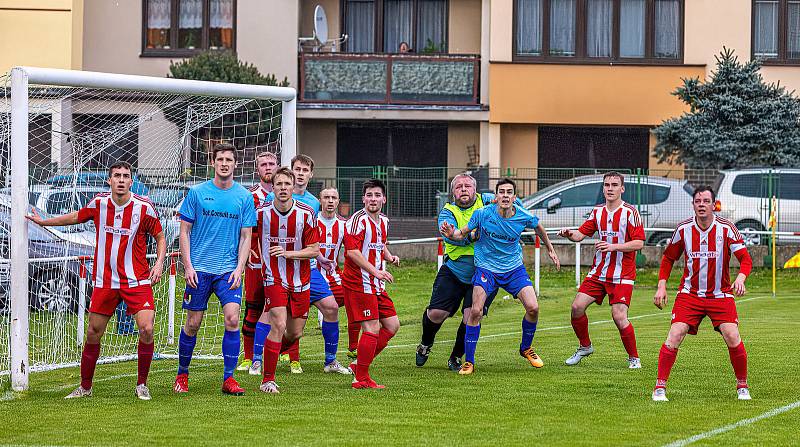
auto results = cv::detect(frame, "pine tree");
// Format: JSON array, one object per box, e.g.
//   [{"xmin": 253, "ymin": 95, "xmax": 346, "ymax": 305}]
[{"xmin": 653, "ymin": 48, "xmax": 800, "ymax": 169}]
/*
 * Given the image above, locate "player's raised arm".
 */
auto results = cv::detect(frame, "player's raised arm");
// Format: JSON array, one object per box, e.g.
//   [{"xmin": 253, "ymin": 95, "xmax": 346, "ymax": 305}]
[
  {"xmin": 534, "ymin": 222, "xmax": 560, "ymax": 270},
  {"xmin": 27, "ymin": 208, "xmax": 82, "ymax": 227},
  {"xmin": 654, "ymin": 231, "xmax": 683, "ymax": 309}
]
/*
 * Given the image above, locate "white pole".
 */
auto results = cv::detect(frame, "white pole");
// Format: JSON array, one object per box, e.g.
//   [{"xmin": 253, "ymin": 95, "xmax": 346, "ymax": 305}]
[
  {"xmin": 575, "ymin": 241, "xmax": 581, "ymax": 290},
  {"xmin": 280, "ymin": 98, "xmax": 297, "ymax": 167},
  {"xmin": 168, "ymin": 258, "xmax": 176, "ymax": 345},
  {"xmin": 534, "ymin": 236, "xmax": 540, "ymax": 296},
  {"xmin": 10, "ymin": 67, "xmax": 30, "ymax": 391},
  {"xmin": 77, "ymin": 260, "xmax": 87, "ymax": 346}
]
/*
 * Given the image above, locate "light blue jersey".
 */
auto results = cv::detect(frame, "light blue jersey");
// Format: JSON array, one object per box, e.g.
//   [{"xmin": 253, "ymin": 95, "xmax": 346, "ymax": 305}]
[
  {"xmin": 179, "ymin": 180, "xmax": 257, "ymax": 275},
  {"xmin": 467, "ymin": 204, "xmax": 539, "ymax": 273},
  {"xmin": 438, "ymin": 192, "xmax": 497, "ymax": 283}
]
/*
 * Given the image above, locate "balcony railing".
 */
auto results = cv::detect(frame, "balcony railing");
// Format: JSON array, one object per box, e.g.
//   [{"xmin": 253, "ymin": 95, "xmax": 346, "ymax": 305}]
[{"xmin": 299, "ymin": 52, "xmax": 480, "ymax": 105}]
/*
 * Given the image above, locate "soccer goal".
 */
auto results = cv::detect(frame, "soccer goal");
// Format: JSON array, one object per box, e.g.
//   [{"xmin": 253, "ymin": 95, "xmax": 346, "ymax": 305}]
[{"xmin": 0, "ymin": 67, "xmax": 296, "ymax": 391}]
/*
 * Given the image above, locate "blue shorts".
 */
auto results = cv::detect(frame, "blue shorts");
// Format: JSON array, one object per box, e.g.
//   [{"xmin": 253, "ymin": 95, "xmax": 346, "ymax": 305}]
[
  {"xmin": 472, "ymin": 265, "xmax": 533, "ymax": 298},
  {"xmin": 309, "ymin": 268, "xmax": 333, "ymax": 304},
  {"xmin": 182, "ymin": 271, "xmax": 243, "ymax": 311}
]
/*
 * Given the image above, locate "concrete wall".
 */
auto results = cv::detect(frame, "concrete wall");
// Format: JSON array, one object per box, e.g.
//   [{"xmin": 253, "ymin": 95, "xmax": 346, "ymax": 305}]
[
  {"xmin": 0, "ymin": 0, "xmax": 81, "ymax": 73},
  {"xmin": 500, "ymin": 124, "xmax": 537, "ymax": 168},
  {"xmin": 449, "ymin": 0, "xmax": 482, "ymax": 54},
  {"xmin": 489, "ymin": 0, "xmax": 512, "ymax": 62},
  {"xmin": 447, "ymin": 122, "xmax": 480, "ymax": 169},
  {"xmin": 298, "ymin": 119, "xmax": 337, "ymax": 168}
]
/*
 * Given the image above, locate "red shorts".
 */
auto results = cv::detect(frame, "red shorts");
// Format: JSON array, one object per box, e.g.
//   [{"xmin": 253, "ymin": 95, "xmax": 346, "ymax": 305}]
[
  {"xmin": 671, "ymin": 293, "xmax": 739, "ymax": 335},
  {"xmin": 265, "ymin": 284, "xmax": 309, "ymax": 319},
  {"xmin": 245, "ymin": 267, "xmax": 265, "ymax": 307},
  {"xmin": 89, "ymin": 285, "xmax": 155, "ymax": 316},
  {"xmin": 578, "ymin": 278, "xmax": 634, "ymax": 306},
  {"xmin": 330, "ymin": 282, "xmax": 345, "ymax": 307},
  {"xmin": 344, "ymin": 288, "xmax": 397, "ymax": 323}
]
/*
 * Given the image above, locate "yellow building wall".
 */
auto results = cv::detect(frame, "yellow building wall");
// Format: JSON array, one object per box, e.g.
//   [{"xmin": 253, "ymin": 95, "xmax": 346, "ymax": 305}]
[
  {"xmin": 489, "ymin": 64, "xmax": 705, "ymax": 125},
  {"xmin": 0, "ymin": 0, "xmax": 81, "ymax": 74},
  {"xmin": 500, "ymin": 124, "xmax": 537, "ymax": 169},
  {"xmin": 449, "ymin": 0, "xmax": 482, "ymax": 54},
  {"xmin": 298, "ymin": 119, "xmax": 337, "ymax": 168}
]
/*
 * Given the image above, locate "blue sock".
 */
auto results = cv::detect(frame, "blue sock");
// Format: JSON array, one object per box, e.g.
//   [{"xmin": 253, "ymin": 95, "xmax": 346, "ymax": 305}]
[
  {"xmin": 253, "ymin": 322, "xmax": 270, "ymax": 363},
  {"xmin": 222, "ymin": 330, "xmax": 240, "ymax": 380},
  {"xmin": 464, "ymin": 324, "xmax": 481, "ymax": 364},
  {"xmin": 177, "ymin": 329, "xmax": 197, "ymax": 376},
  {"xmin": 521, "ymin": 318, "xmax": 538, "ymax": 352},
  {"xmin": 321, "ymin": 320, "xmax": 340, "ymax": 365}
]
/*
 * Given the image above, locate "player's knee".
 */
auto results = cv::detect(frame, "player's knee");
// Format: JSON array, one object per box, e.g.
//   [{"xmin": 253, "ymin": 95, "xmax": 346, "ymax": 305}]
[
  {"xmin": 570, "ymin": 301, "xmax": 585, "ymax": 318},
  {"xmin": 224, "ymin": 313, "xmax": 239, "ymax": 330},
  {"xmin": 138, "ymin": 325, "xmax": 154, "ymax": 343},
  {"xmin": 427, "ymin": 308, "xmax": 448, "ymax": 324},
  {"xmin": 720, "ymin": 326, "xmax": 741, "ymax": 347},
  {"xmin": 525, "ymin": 304, "xmax": 539, "ymax": 319},
  {"xmin": 86, "ymin": 324, "xmax": 105, "ymax": 342},
  {"xmin": 184, "ymin": 319, "xmax": 201, "ymax": 336}
]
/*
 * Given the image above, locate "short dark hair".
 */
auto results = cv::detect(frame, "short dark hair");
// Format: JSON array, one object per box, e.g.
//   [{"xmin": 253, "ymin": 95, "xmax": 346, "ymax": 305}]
[
  {"xmin": 603, "ymin": 171, "xmax": 625, "ymax": 185},
  {"xmin": 362, "ymin": 178, "xmax": 386, "ymax": 196},
  {"xmin": 272, "ymin": 166, "xmax": 295, "ymax": 184},
  {"xmin": 495, "ymin": 178, "xmax": 517, "ymax": 194},
  {"xmin": 692, "ymin": 185, "xmax": 716, "ymax": 202},
  {"xmin": 211, "ymin": 142, "xmax": 238, "ymax": 162},
  {"xmin": 291, "ymin": 154, "xmax": 315, "ymax": 171},
  {"xmin": 108, "ymin": 161, "xmax": 132, "ymax": 177}
]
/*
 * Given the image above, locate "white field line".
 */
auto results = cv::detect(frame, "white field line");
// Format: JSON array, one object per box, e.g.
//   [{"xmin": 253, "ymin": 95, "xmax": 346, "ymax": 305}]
[
  {"xmin": 33, "ymin": 293, "xmax": 772, "ymax": 393},
  {"xmin": 662, "ymin": 400, "xmax": 800, "ymax": 447}
]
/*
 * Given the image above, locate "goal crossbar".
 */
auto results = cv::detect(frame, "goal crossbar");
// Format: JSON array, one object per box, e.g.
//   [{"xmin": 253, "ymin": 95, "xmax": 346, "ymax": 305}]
[{"xmin": 7, "ymin": 67, "xmax": 297, "ymax": 391}]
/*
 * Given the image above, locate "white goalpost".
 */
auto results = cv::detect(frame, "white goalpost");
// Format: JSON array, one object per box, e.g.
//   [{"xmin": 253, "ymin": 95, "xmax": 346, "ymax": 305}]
[{"xmin": 2, "ymin": 67, "xmax": 296, "ymax": 391}]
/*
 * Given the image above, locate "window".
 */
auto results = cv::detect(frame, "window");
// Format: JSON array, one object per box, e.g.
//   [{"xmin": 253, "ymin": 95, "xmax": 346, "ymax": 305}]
[
  {"xmin": 513, "ymin": 0, "xmax": 683, "ymax": 62},
  {"xmin": 534, "ymin": 182, "xmax": 603, "ymax": 208},
  {"xmin": 753, "ymin": 0, "xmax": 800, "ymax": 63},
  {"xmin": 731, "ymin": 174, "xmax": 767, "ymax": 198},
  {"xmin": 143, "ymin": 0, "xmax": 236, "ymax": 56},
  {"xmin": 343, "ymin": 0, "xmax": 448, "ymax": 53},
  {"xmin": 780, "ymin": 174, "xmax": 800, "ymax": 200},
  {"xmin": 622, "ymin": 183, "xmax": 670, "ymax": 204}
]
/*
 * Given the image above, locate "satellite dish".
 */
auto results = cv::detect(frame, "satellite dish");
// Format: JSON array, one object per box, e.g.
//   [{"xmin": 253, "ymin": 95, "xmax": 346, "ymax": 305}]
[{"xmin": 314, "ymin": 5, "xmax": 329, "ymax": 46}]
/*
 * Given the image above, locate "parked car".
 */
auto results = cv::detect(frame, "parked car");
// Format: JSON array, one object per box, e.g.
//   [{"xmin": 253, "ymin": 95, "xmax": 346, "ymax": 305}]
[
  {"xmin": 0, "ymin": 194, "xmax": 94, "ymax": 313},
  {"xmin": 33, "ymin": 185, "xmax": 108, "ymax": 246},
  {"xmin": 521, "ymin": 174, "xmax": 694, "ymax": 246},
  {"xmin": 713, "ymin": 168, "xmax": 800, "ymax": 245}
]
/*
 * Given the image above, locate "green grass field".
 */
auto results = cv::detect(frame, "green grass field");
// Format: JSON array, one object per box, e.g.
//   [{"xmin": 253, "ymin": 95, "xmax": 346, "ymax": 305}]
[{"xmin": 2, "ymin": 263, "xmax": 799, "ymax": 446}]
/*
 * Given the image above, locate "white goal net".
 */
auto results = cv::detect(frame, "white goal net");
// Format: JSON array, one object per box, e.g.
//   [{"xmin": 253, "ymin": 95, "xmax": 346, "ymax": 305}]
[{"xmin": 0, "ymin": 67, "xmax": 295, "ymax": 390}]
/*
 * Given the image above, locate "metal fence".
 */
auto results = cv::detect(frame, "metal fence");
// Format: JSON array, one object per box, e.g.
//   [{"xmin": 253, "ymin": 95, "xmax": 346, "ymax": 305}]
[{"xmin": 305, "ymin": 166, "xmax": 800, "ymax": 244}]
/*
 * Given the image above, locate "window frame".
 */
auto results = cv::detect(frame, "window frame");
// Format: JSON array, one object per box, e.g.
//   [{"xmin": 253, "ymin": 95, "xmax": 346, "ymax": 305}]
[
  {"xmin": 141, "ymin": 0, "xmax": 237, "ymax": 58},
  {"xmin": 341, "ymin": 0, "xmax": 450, "ymax": 54},
  {"xmin": 512, "ymin": 0, "xmax": 685, "ymax": 64},
  {"xmin": 751, "ymin": 0, "xmax": 800, "ymax": 65}
]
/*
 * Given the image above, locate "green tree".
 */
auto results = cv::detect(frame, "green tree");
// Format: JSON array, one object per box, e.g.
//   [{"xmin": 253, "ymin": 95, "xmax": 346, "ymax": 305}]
[
  {"xmin": 165, "ymin": 51, "xmax": 289, "ymax": 174},
  {"xmin": 653, "ymin": 48, "xmax": 800, "ymax": 169}
]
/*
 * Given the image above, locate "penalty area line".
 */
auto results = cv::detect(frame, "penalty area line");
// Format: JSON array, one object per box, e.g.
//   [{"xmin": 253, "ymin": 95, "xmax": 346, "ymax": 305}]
[{"xmin": 662, "ymin": 399, "xmax": 800, "ymax": 447}]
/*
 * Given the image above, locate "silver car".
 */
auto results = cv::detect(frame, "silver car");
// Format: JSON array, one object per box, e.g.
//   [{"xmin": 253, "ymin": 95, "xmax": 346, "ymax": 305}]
[
  {"xmin": 714, "ymin": 168, "xmax": 800, "ymax": 245},
  {"xmin": 521, "ymin": 174, "xmax": 694, "ymax": 246}
]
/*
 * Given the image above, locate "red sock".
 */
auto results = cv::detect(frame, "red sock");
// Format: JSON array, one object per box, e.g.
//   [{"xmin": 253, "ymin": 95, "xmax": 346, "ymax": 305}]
[
  {"xmin": 242, "ymin": 332, "xmax": 254, "ymax": 361},
  {"xmin": 571, "ymin": 314, "xmax": 591, "ymax": 347},
  {"xmin": 374, "ymin": 328, "xmax": 396, "ymax": 357},
  {"xmin": 656, "ymin": 344, "xmax": 678, "ymax": 388},
  {"xmin": 80, "ymin": 342, "xmax": 101, "ymax": 390},
  {"xmin": 262, "ymin": 339, "xmax": 281, "ymax": 382},
  {"xmin": 137, "ymin": 341, "xmax": 154, "ymax": 386},
  {"xmin": 355, "ymin": 331, "xmax": 378, "ymax": 382},
  {"xmin": 728, "ymin": 342, "xmax": 748, "ymax": 388},
  {"xmin": 348, "ymin": 321, "xmax": 361, "ymax": 352},
  {"xmin": 287, "ymin": 339, "xmax": 300, "ymax": 362},
  {"xmin": 618, "ymin": 323, "xmax": 639, "ymax": 358}
]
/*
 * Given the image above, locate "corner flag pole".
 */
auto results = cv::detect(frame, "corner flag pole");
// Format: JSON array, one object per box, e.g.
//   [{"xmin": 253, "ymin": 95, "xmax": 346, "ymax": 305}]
[{"xmin": 771, "ymin": 195, "xmax": 777, "ymax": 298}]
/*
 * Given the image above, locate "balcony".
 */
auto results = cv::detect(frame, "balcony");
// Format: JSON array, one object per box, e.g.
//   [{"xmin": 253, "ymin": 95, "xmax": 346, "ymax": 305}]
[{"xmin": 299, "ymin": 53, "xmax": 480, "ymax": 106}]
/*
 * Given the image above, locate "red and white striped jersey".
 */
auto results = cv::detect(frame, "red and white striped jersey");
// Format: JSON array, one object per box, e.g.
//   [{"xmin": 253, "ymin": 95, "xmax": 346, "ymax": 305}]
[
  {"xmin": 77, "ymin": 193, "xmax": 163, "ymax": 289},
  {"xmin": 256, "ymin": 199, "xmax": 318, "ymax": 292},
  {"xmin": 342, "ymin": 210, "xmax": 389, "ymax": 294},
  {"xmin": 317, "ymin": 214, "xmax": 346, "ymax": 285},
  {"xmin": 662, "ymin": 217, "xmax": 748, "ymax": 298},
  {"xmin": 248, "ymin": 184, "xmax": 272, "ymax": 269},
  {"xmin": 578, "ymin": 202, "xmax": 645, "ymax": 284}
]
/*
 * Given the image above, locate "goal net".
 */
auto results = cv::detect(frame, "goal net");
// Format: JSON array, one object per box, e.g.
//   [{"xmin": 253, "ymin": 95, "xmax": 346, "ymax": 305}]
[{"xmin": 0, "ymin": 67, "xmax": 296, "ymax": 390}]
